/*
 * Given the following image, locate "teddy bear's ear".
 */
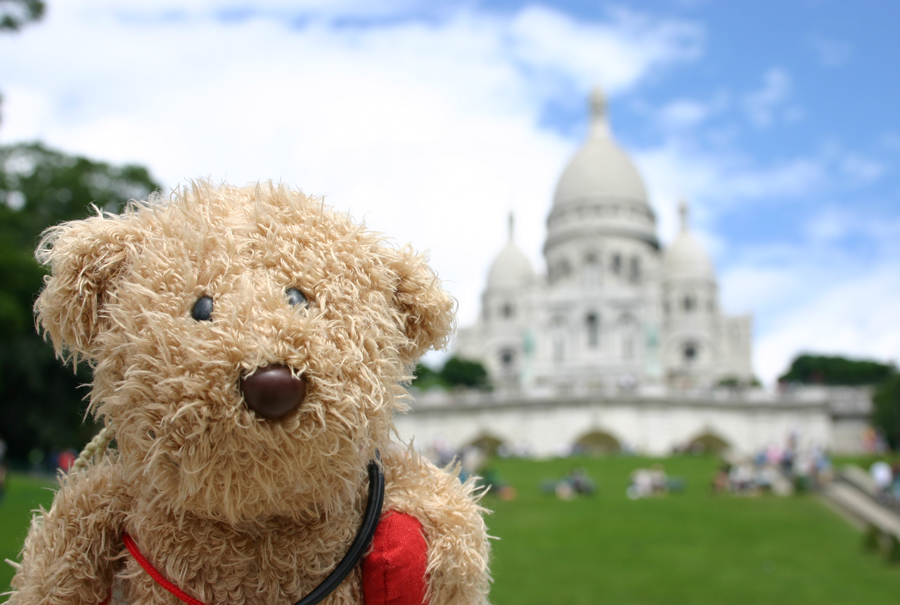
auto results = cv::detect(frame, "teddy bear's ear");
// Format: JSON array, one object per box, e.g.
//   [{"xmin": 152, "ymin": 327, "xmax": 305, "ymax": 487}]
[
  {"xmin": 389, "ymin": 245, "xmax": 456, "ymax": 363},
  {"xmin": 34, "ymin": 212, "xmax": 143, "ymax": 364}
]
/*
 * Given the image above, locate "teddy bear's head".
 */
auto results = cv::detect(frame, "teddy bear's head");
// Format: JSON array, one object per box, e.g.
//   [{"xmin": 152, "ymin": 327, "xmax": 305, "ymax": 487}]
[{"xmin": 35, "ymin": 182, "xmax": 454, "ymax": 522}]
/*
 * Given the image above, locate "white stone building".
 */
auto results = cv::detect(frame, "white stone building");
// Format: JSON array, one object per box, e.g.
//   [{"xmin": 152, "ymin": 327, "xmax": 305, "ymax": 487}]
[
  {"xmin": 394, "ymin": 89, "xmax": 872, "ymax": 457},
  {"xmin": 456, "ymin": 88, "xmax": 753, "ymax": 392}
]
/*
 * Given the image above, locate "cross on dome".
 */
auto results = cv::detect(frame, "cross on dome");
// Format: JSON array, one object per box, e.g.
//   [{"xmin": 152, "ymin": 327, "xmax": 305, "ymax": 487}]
[
  {"xmin": 590, "ymin": 87, "xmax": 607, "ymax": 119},
  {"xmin": 678, "ymin": 199, "xmax": 690, "ymax": 232},
  {"xmin": 589, "ymin": 86, "xmax": 611, "ymax": 137}
]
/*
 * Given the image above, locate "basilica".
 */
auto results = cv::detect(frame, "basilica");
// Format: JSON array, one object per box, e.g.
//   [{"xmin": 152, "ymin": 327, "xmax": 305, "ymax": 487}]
[
  {"xmin": 394, "ymin": 89, "xmax": 869, "ymax": 458},
  {"xmin": 457, "ymin": 89, "xmax": 754, "ymax": 392}
]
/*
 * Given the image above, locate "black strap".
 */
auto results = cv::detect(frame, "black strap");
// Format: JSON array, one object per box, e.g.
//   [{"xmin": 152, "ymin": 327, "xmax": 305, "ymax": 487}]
[{"xmin": 293, "ymin": 456, "xmax": 385, "ymax": 605}]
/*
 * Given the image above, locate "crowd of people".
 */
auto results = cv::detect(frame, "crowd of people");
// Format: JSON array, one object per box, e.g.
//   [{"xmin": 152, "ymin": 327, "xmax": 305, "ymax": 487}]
[
  {"xmin": 710, "ymin": 443, "xmax": 833, "ymax": 496},
  {"xmin": 627, "ymin": 465, "xmax": 667, "ymax": 499},
  {"xmin": 418, "ymin": 436, "xmax": 900, "ymax": 512},
  {"xmin": 541, "ymin": 467, "xmax": 596, "ymax": 500}
]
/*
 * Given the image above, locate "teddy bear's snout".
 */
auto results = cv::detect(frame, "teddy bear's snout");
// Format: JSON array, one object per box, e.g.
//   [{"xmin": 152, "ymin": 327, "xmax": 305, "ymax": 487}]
[{"xmin": 239, "ymin": 365, "xmax": 307, "ymax": 420}]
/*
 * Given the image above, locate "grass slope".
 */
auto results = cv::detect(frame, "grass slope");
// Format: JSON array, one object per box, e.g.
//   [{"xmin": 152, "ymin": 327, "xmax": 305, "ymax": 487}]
[
  {"xmin": 484, "ymin": 455, "xmax": 900, "ymax": 605},
  {"xmin": 0, "ymin": 473, "xmax": 56, "ymax": 593}
]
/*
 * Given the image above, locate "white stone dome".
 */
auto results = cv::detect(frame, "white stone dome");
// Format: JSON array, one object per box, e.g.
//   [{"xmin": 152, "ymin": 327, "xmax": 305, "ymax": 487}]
[
  {"xmin": 487, "ymin": 214, "xmax": 535, "ymax": 289},
  {"xmin": 664, "ymin": 201, "xmax": 716, "ymax": 281},
  {"xmin": 544, "ymin": 88, "xmax": 658, "ymax": 254},
  {"xmin": 552, "ymin": 88, "xmax": 649, "ymax": 208}
]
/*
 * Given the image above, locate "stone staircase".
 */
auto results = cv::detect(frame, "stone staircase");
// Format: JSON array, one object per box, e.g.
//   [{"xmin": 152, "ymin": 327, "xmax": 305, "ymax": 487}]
[{"xmin": 821, "ymin": 466, "xmax": 900, "ymax": 539}]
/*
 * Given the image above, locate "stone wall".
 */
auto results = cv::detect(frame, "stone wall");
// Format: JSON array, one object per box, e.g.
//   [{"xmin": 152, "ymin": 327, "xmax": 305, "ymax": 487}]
[{"xmin": 393, "ymin": 386, "xmax": 872, "ymax": 457}]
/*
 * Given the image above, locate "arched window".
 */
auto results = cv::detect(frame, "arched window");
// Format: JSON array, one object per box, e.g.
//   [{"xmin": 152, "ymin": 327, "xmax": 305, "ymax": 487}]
[
  {"xmin": 683, "ymin": 295, "xmax": 696, "ymax": 312},
  {"xmin": 584, "ymin": 253, "xmax": 600, "ymax": 287},
  {"xmin": 586, "ymin": 313, "xmax": 600, "ymax": 349},
  {"xmin": 500, "ymin": 348, "xmax": 515, "ymax": 372},
  {"xmin": 502, "ymin": 303, "xmax": 515, "ymax": 319},
  {"xmin": 611, "ymin": 253, "xmax": 622, "ymax": 275},
  {"xmin": 629, "ymin": 256, "xmax": 641, "ymax": 283},
  {"xmin": 683, "ymin": 341, "xmax": 699, "ymax": 363}
]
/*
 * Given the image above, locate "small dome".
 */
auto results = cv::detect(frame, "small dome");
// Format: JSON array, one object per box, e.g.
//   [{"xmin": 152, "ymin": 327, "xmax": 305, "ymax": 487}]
[
  {"xmin": 487, "ymin": 214, "xmax": 535, "ymax": 289},
  {"xmin": 552, "ymin": 88, "xmax": 649, "ymax": 208},
  {"xmin": 664, "ymin": 201, "xmax": 716, "ymax": 281}
]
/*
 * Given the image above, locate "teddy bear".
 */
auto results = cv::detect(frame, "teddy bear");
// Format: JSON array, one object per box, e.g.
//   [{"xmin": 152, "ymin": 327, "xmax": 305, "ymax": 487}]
[{"xmin": 9, "ymin": 182, "xmax": 490, "ymax": 605}]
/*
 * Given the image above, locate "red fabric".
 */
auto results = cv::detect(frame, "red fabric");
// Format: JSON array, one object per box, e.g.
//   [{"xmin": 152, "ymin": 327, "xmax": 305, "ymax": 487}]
[
  {"xmin": 123, "ymin": 533, "xmax": 208, "ymax": 605},
  {"xmin": 361, "ymin": 512, "xmax": 429, "ymax": 605}
]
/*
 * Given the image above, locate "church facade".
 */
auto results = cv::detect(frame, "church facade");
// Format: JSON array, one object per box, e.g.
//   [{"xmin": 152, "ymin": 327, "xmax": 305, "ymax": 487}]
[
  {"xmin": 394, "ymin": 90, "xmax": 871, "ymax": 458},
  {"xmin": 456, "ymin": 89, "xmax": 753, "ymax": 392}
]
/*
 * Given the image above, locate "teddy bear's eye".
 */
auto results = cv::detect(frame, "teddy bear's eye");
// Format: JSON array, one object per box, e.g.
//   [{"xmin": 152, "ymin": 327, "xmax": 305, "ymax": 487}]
[
  {"xmin": 191, "ymin": 296, "xmax": 214, "ymax": 321},
  {"xmin": 285, "ymin": 288, "xmax": 308, "ymax": 308}
]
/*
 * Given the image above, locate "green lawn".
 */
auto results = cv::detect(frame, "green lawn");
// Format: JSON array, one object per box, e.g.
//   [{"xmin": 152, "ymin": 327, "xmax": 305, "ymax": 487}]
[
  {"xmin": 0, "ymin": 473, "xmax": 56, "ymax": 593},
  {"xmin": 3, "ymin": 459, "xmax": 899, "ymax": 604},
  {"xmin": 484, "ymin": 455, "xmax": 900, "ymax": 605}
]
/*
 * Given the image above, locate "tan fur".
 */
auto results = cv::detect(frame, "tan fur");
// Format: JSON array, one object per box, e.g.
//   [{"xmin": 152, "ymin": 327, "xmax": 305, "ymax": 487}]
[{"xmin": 9, "ymin": 182, "xmax": 490, "ymax": 605}]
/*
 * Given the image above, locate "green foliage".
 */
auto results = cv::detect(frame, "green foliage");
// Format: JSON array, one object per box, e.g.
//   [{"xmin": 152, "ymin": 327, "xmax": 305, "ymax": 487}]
[
  {"xmin": 0, "ymin": 0, "xmax": 44, "ymax": 33},
  {"xmin": 778, "ymin": 354, "xmax": 894, "ymax": 386},
  {"xmin": 439, "ymin": 356, "xmax": 489, "ymax": 390},
  {"xmin": 885, "ymin": 535, "xmax": 900, "ymax": 564},
  {"xmin": 411, "ymin": 363, "xmax": 447, "ymax": 390},
  {"xmin": 0, "ymin": 142, "xmax": 160, "ymax": 460},
  {"xmin": 872, "ymin": 374, "xmax": 900, "ymax": 450},
  {"xmin": 862, "ymin": 524, "xmax": 881, "ymax": 552},
  {"xmin": 717, "ymin": 375, "xmax": 762, "ymax": 388},
  {"xmin": 411, "ymin": 356, "xmax": 490, "ymax": 391}
]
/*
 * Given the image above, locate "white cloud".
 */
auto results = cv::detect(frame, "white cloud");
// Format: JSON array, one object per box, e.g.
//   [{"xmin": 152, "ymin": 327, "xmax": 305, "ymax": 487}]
[
  {"xmin": 718, "ymin": 209, "xmax": 900, "ymax": 383},
  {"xmin": 58, "ymin": 0, "xmax": 420, "ymax": 20},
  {"xmin": 631, "ymin": 88, "xmax": 900, "ymax": 385},
  {"xmin": 753, "ymin": 264, "xmax": 900, "ymax": 383},
  {"xmin": 633, "ymin": 140, "xmax": 827, "ymax": 246},
  {"xmin": 508, "ymin": 5, "xmax": 703, "ymax": 94},
  {"xmin": 742, "ymin": 67, "xmax": 791, "ymax": 127},
  {"xmin": 4, "ymin": 0, "xmax": 895, "ymax": 389},
  {"xmin": 0, "ymin": 1, "xmax": 703, "ymax": 332},
  {"xmin": 657, "ymin": 99, "xmax": 711, "ymax": 130}
]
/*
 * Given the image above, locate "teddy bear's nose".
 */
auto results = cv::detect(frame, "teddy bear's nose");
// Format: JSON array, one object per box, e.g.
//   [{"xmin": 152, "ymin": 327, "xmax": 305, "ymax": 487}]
[{"xmin": 240, "ymin": 365, "xmax": 307, "ymax": 420}]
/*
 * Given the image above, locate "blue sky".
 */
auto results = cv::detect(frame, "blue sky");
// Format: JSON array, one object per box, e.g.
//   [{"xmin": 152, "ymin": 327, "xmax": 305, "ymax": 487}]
[{"xmin": 1, "ymin": 0, "xmax": 898, "ymax": 383}]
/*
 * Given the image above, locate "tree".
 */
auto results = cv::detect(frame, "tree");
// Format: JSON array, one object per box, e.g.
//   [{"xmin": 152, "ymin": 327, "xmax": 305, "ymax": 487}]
[
  {"xmin": 872, "ymin": 374, "xmax": 900, "ymax": 450},
  {"xmin": 440, "ymin": 356, "xmax": 489, "ymax": 390},
  {"xmin": 0, "ymin": 142, "xmax": 160, "ymax": 460},
  {"xmin": 0, "ymin": 0, "xmax": 44, "ymax": 32},
  {"xmin": 778, "ymin": 354, "xmax": 894, "ymax": 386},
  {"xmin": 411, "ymin": 363, "xmax": 446, "ymax": 391}
]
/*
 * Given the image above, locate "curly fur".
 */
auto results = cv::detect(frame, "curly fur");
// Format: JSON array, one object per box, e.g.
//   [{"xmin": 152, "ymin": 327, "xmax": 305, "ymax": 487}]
[{"xmin": 10, "ymin": 182, "xmax": 489, "ymax": 605}]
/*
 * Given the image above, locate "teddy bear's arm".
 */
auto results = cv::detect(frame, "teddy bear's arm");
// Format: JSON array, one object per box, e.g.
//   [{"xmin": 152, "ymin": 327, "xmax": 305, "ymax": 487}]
[
  {"xmin": 9, "ymin": 458, "xmax": 127, "ymax": 605},
  {"xmin": 381, "ymin": 446, "xmax": 491, "ymax": 605}
]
